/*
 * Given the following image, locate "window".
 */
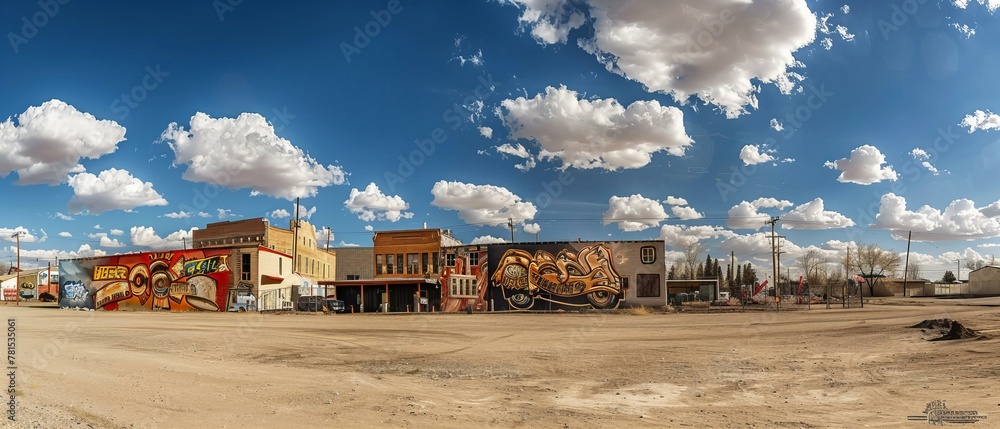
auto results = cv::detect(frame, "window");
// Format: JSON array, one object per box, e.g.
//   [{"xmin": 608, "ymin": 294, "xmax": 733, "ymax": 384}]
[
  {"xmin": 431, "ymin": 252, "xmax": 439, "ymax": 273},
  {"xmin": 641, "ymin": 246, "xmax": 656, "ymax": 264},
  {"xmin": 347, "ymin": 274, "xmax": 360, "ymax": 280},
  {"xmin": 241, "ymin": 253, "xmax": 251, "ymax": 281},
  {"xmin": 376, "ymin": 254, "xmax": 384, "ymax": 274},
  {"xmin": 449, "ymin": 275, "xmax": 478, "ymax": 297},
  {"xmin": 468, "ymin": 251, "xmax": 479, "ymax": 267},
  {"xmin": 407, "ymin": 253, "xmax": 419, "ymax": 274},
  {"xmin": 279, "ymin": 258, "xmax": 282, "ymax": 275},
  {"xmin": 396, "ymin": 253, "xmax": 404, "ymax": 274},
  {"xmin": 636, "ymin": 274, "xmax": 660, "ymax": 297},
  {"xmin": 386, "ymin": 254, "xmax": 395, "ymax": 274},
  {"xmin": 446, "ymin": 253, "xmax": 456, "ymax": 267},
  {"xmin": 421, "ymin": 253, "xmax": 429, "ymax": 274}
]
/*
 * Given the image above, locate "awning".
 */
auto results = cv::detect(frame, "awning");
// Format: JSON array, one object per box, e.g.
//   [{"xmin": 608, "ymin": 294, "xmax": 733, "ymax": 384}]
[{"xmin": 261, "ymin": 275, "xmax": 283, "ymax": 284}]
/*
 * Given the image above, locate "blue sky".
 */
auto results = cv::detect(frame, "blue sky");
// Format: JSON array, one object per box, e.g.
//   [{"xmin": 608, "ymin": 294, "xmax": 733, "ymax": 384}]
[{"xmin": 3, "ymin": 0, "xmax": 1000, "ymax": 280}]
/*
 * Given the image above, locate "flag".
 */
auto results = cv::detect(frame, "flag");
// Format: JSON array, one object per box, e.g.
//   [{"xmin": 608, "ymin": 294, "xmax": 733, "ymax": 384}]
[
  {"xmin": 796, "ymin": 276, "xmax": 804, "ymax": 295},
  {"xmin": 753, "ymin": 279, "xmax": 769, "ymax": 296}
]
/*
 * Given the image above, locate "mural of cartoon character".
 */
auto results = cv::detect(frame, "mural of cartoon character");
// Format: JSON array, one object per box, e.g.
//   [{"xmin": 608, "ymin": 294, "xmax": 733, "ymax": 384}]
[
  {"xmin": 60, "ymin": 249, "xmax": 231, "ymax": 312},
  {"xmin": 489, "ymin": 244, "xmax": 623, "ymax": 311}
]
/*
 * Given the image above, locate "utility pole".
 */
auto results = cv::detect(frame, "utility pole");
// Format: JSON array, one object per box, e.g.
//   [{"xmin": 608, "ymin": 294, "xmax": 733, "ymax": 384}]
[
  {"xmin": 903, "ymin": 231, "xmax": 912, "ymax": 297},
  {"xmin": 507, "ymin": 217, "xmax": 515, "ymax": 243},
  {"xmin": 11, "ymin": 231, "xmax": 24, "ymax": 306},
  {"xmin": 845, "ymin": 244, "xmax": 850, "ymax": 309},
  {"xmin": 325, "ymin": 226, "xmax": 331, "ymax": 250},
  {"xmin": 182, "ymin": 237, "xmax": 187, "ymax": 250},
  {"xmin": 764, "ymin": 217, "xmax": 779, "ymax": 311},
  {"xmin": 292, "ymin": 198, "xmax": 300, "ymax": 274}
]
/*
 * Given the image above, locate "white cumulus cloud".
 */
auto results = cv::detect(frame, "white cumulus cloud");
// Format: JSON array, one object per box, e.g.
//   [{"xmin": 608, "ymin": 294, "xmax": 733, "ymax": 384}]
[
  {"xmin": 431, "ymin": 181, "xmax": 537, "ymax": 226},
  {"xmin": 164, "ymin": 211, "xmax": 191, "ymax": 219},
  {"xmin": 770, "ymin": 118, "xmax": 784, "ymax": 132},
  {"xmin": 67, "ymin": 168, "xmax": 168, "ymax": 215},
  {"xmin": 344, "ymin": 183, "xmax": 413, "ymax": 222},
  {"xmin": 58, "ymin": 232, "xmax": 72, "ymax": 238},
  {"xmin": 270, "ymin": 209, "xmax": 290, "ymax": 219},
  {"xmin": 523, "ymin": 222, "xmax": 541, "ymax": 235},
  {"xmin": 874, "ymin": 193, "xmax": 1000, "ymax": 241},
  {"xmin": 727, "ymin": 198, "xmax": 793, "ymax": 230},
  {"xmin": 478, "ymin": 126, "xmax": 493, "ymax": 138},
  {"xmin": 671, "ymin": 206, "xmax": 704, "ymax": 220},
  {"xmin": 0, "ymin": 99, "xmax": 126, "ymax": 185},
  {"xmin": 130, "ymin": 226, "xmax": 196, "ymax": 250},
  {"xmin": 659, "ymin": 225, "xmax": 734, "ymax": 249},
  {"xmin": 663, "ymin": 196, "xmax": 688, "ymax": 206},
  {"xmin": 160, "ymin": 112, "xmax": 346, "ymax": 200},
  {"xmin": 499, "ymin": 85, "xmax": 691, "ymax": 170},
  {"xmin": 471, "ymin": 235, "xmax": 507, "ymax": 245},
  {"xmin": 781, "ymin": 198, "xmax": 855, "ymax": 229},
  {"xmin": 603, "ymin": 194, "xmax": 668, "ymax": 232},
  {"xmin": 960, "ymin": 110, "xmax": 1000, "ymax": 133},
  {"xmin": 500, "ymin": 1, "xmax": 818, "ymax": 118},
  {"xmin": 824, "ymin": 145, "xmax": 898, "ymax": 185},
  {"xmin": 740, "ymin": 145, "xmax": 776, "ymax": 166}
]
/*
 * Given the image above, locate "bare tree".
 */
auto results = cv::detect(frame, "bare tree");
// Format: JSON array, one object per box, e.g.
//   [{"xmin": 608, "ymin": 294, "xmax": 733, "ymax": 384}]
[
  {"xmin": 902, "ymin": 264, "xmax": 921, "ymax": 280},
  {"xmin": 825, "ymin": 268, "xmax": 843, "ymax": 309},
  {"xmin": 681, "ymin": 242, "xmax": 708, "ymax": 280},
  {"xmin": 0, "ymin": 261, "xmax": 10, "ymax": 275},
  {"xmin": 798, "ymin": 249, "xmax": 826, "ymax": 288},
  {"xmin": 848, "ymin": 243, "xmax": 901, "ymax": 296},
  {"xmin": 964, "ymin": 258, "xmax": 986, "ymax": 272}
]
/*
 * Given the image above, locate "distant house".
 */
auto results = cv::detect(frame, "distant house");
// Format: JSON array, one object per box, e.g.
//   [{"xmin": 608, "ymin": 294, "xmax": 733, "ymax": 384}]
[{"xmin": 969, "ymin": 266, "xmax": 1000, "ymax": 296}]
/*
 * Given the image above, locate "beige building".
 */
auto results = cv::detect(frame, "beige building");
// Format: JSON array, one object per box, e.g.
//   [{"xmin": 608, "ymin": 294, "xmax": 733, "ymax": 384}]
[
  {"xmin": 969, "ymin": 266, "xmax": 1000, "ymax": 296},
  {"xmin": 192, "ymin": 217, "xmax": 336, "ymax": 283}
]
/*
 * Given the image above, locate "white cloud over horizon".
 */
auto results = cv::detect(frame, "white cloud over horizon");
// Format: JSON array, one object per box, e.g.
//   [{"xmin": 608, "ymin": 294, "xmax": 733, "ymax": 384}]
[
  {"xmin": 0, "ymin": 99, "xmax": 126, "ymax": 185},
  {"xmin": 499, "ymin": 85, "xmax": 691, "ymax": 170},
  {"xmin": 67, "ymin": 168, "xmax": 168, "ymax": 215},
  {"xmin": 160, "ymin": 112, "xmax": 347, "ymax": 200}
]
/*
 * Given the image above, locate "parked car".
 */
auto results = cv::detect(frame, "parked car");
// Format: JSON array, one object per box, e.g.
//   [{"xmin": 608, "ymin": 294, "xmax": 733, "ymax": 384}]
[
  {"xmin": 324, "ymin": 298, "xmax": 345, "ymax": 313},
  {"xmin": 297, "ymin": 296, "xmax": 324, "ymax": 312}
]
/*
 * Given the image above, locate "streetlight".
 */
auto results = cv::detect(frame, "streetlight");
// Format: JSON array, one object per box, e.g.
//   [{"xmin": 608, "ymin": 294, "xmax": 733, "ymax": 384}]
[{"xmin": 11, "ymin": 231, "xmax": 24, "ymax": 306}]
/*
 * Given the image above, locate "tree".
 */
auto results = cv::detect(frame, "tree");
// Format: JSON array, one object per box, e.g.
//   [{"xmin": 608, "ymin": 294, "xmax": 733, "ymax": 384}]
[
  {"xmin": 712, "ymin": 258, "xmax": 721, "ymax": 278},
  {"xmin": 681, "ymin": 242, "xmax": 707, "ymax": 280},
  {"xmin": 0, "ymin": 261, "xmax": 10, "ymax": 275},
  {"xmin": 902, "ymin": 264, "xmax": 921, "ymax": 280},
  {"xmin": 942, "ymin": 270, "xmax": 957, "ymax": 283},
  {"xmin": 742, "ymin": 263, "xmax": 757, "ymax": 285},
  {"xmin": 798, "ymin": 249, "xmax": 826, "ymax": 287},
  {"xmin": 965, "ymin": 259, "xmax": 987, "ymax": 272},
  {"xmin": 667, "ymin": 265, "xmax": 676, "ymax": 280},
  {"xmin": 695, "ymin": 262, "xmax": 704, "ymax": 279},
  {"xmin": 704, "ymin": 254, "xmax": 713, "ymax": 277},
  {"xmin": 848, "ymin": 243, "xmax": 901, "ymax": 296}
]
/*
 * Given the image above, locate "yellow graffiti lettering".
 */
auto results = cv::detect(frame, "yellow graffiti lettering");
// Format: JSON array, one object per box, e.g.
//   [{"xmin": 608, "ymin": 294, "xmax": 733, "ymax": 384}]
[{"xmin": 93, "ymin": 265, "xmax": 128, "ymax": 281}]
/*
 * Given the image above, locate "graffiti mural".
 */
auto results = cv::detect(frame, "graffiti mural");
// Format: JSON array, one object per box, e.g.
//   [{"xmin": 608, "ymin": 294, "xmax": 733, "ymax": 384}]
[
  {"xmin": 59, "ymin": 249, "xmax": 231, "ymax": 311},
  {"xmin": 488, "ymin": 243, "xmax": 626, "ymax": 311},
  {"xmin": 440, "ymin": 247, "xmax": 489, "ymax": 312}
]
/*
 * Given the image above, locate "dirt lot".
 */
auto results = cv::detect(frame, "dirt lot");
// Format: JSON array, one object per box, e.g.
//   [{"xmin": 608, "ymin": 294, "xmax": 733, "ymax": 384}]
[{"xmin": 4, "ymin": 300, "xmax": 999, "ymax": 428}]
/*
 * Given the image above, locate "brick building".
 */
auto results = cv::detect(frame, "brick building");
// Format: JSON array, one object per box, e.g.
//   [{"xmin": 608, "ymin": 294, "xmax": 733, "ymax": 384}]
[{"xmin": 321, "ymin": 228, "xmax": 461, "ymax": 312}]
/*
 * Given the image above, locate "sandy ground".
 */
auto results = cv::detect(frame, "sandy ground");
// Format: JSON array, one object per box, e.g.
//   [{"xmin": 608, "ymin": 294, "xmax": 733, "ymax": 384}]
[{"xmin": 3, "ymin": 299, "xmax": 999, "ymax": 428}]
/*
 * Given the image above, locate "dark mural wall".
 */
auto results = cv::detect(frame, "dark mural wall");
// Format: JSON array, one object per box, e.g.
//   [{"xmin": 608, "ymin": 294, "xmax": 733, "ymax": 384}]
[
  {"xmin": 59, "ymin": 249, "xmax": 232, "ymax": 312},
  {"xmin": 487, "ymin": 242, "xmax": 636, "ymax": 311}
]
